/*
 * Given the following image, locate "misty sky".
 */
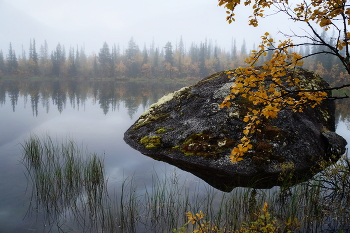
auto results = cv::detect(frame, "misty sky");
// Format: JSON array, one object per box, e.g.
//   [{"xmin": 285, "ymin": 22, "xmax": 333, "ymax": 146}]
[{"xmin": 1, "ymin": 0, "xmax": 295, "ymax": 55}]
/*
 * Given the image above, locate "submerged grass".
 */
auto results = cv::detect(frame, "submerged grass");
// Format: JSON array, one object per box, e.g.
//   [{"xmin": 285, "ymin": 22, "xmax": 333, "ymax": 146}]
[
  {"xmin": 21, "ymin": 134, "xmax": 113, "ymax": 232},
  {"xmin": 21, "ymin": 134, "xmax": 350, "ymax": 232}
]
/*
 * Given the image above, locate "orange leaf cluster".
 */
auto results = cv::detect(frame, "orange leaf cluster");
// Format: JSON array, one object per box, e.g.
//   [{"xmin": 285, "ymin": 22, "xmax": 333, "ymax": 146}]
[{"xmin": 221, "ymin": 35, "xmax": 328, "ymax": 163}]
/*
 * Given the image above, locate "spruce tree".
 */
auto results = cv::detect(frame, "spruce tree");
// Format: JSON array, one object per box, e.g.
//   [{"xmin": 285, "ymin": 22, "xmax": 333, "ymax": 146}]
[
  {"xmin": 164, "ymin": 42, "xmax": 174, "ymax": 65},
  {"xmin": 51, "ymin": 43, "xmax": 64, "ymax": 76},
  {"xmin": 32, "ymin": 39, "xmax": 38, "ymax": 64},
  {"xmin": 7, "ymin": 43, "xmax": 18, "ymax": 75},
  {"xmin": 98, "ymin": 42, "xmax": 112, "ymax": 77}
]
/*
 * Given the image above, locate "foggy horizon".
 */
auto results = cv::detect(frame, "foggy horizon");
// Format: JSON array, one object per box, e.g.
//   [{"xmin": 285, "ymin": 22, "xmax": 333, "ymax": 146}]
[{"xmin": 0, "ymin": 0, "xmax": 295, "ymax": 55}]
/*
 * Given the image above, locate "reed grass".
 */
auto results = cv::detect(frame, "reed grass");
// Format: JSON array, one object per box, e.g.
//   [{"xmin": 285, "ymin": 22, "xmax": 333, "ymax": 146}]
[
  {"xmin": 21, "ymin": 134, "xmax": 112, "ymax": 232},
  {"xmin": 21, "ymin": 135, "xmax": 350, "ymax": 232}
]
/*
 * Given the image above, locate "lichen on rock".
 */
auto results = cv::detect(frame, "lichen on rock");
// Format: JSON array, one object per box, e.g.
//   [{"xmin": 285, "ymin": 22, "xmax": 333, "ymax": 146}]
[{"xmin": 124, "ymin": 68, "xmax": 347, "ymax": 192}]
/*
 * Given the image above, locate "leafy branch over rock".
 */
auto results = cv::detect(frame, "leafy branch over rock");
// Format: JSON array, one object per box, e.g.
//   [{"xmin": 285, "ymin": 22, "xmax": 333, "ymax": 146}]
[
  {"xmin": 217, "ymin": 0, "xmax": 350, "ymax": 163},
  {"xmin": 220, "ymin": 35, "xmax": 327, "ymax": 162}
]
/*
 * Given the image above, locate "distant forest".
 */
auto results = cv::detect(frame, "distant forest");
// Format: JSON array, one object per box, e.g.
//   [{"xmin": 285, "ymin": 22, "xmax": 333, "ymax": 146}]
[{"xmin": 0, "ymin": 34, "xmax": 347, "ymax": 85}]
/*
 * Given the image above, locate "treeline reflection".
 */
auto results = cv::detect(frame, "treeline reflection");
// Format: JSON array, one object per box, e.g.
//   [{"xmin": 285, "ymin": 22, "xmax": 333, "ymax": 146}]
[
  {"xmin": 0, "ymin": 80, "xmax": 184, "ymax": 118},
  {"xmin": 1, "ymin": 79, "xmax": 350, "ymax": 126}
]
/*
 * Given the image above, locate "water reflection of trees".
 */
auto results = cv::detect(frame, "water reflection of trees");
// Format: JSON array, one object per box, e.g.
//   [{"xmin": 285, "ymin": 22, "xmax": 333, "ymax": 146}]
[
  {"xmin": 0, "ymin": 80, "xmax": 184, "ymax": 117},
  {"xmin": 7, "ymin": 80, "xmax": 20, "ymax": 112},
  {"xmin": 28, "ymin": 82, "xmax": 40, "ymax": 116}
]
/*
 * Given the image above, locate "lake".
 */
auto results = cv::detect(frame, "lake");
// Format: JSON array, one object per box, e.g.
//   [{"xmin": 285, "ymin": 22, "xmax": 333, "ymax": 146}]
[{"xmin": 0, "ymin": 79, "xmax": 350, "ymax": 232}]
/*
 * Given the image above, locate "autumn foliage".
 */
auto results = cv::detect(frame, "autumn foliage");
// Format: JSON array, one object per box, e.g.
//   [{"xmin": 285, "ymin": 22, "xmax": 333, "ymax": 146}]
[
  {"xmin": 217, "ymin": 0, "xmax": 350, "ymax": 162},
  {"xmin": 174, "ymin": 202, "xmax": 294, "ymax": 233},
  {"xmin": 220, "ymin": 34, "xmax": 328, "ymax": 162}
]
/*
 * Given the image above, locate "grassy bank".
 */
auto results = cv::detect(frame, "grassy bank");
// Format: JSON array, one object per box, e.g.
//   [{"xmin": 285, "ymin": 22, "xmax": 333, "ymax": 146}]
[{"xmin": 21, "ymin": 135, "xmax": 350, "ymax": 232}]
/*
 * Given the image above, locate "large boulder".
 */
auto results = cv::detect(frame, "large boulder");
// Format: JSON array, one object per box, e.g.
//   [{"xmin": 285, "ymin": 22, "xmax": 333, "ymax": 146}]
[{"xmin": 124, "ymin": 68, "xmax": 347, "ymax": 192}]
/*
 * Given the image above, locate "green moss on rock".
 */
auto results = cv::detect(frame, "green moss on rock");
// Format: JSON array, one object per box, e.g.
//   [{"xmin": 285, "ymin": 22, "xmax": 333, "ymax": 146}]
[
  {"xmin": 140, "ymin": 136, "xmax": 162, "ymax": 149},
  {"xmin": 156, "ymin": 127, "xmax": 167, "ymax": 134}
]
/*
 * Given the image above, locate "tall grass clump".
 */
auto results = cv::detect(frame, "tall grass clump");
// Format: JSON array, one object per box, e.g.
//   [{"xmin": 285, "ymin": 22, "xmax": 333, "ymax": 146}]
[{"xmin": 21, "ymin": 134, "xmax": 114, "ymax": 232}]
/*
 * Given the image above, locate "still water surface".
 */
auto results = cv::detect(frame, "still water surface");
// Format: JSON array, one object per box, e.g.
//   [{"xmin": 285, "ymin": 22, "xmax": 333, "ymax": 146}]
[
  {"xmin": 0, "ymin": 80, "xmax": 195, "ymax": 232},
  {"xmin": 0, "ymin": 79, "xmax": 349, "ymax": 232}
]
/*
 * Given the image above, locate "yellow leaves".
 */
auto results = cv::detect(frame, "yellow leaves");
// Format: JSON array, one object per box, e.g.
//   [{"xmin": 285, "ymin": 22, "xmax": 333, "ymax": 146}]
[
  {"xmin": 252, "ymin": 109, "xmax": 260, "ymax": 115},
  {"xmin": 219, "ymin": 0, "xmax": 278, "ymax": 26},
  {"xmin": 220, "ymin": 95, "xmax": 233, "ymax": 109},
  {"xmin": 229, "ymin": 112, "xmax": 261, "ymax": 163},
  {"xmin": 230, "ymin": 150, "xmax": 244, "ymax": 163},
  {"xmin": 337, "ymin": 40, "xmax": 347, "ymax": 50},
  {"xmin": 243, "ymin": 68, "xmax": 253, "ymax": 75},
  {"xmin": 244, "ymin": 0, "xmax": 252, "ymax": 6},
  {"xmin": 226, "ymin": 71, "xmax": 234, "ymax": 77},
  {"xmin": 186, "ymin": 211, "xmax": 205, "ymax": 225},
  {"xmin": 235, "ymin": 82, "xmax": 244, "ymax": 89},
  {"xmin": 230, "ymin": 140, "xmax": 252, "ymax": 163},
  {"xmin": 219, "ymin": 36, "xmax": 328, "ymax": 163},
  {"xmin": 320, "ymin": 18, "xmax": 332, "ymax": 27},
  {"xmin": 183, "ymin": 210, "xmax": 236, "ymax": 233},
  {"xmin": 249, "ymin": 18, "xmax": 259, "ymax": 27},
  {"xmin": 243, "ymin": 128, "xmax": 250, "ymax": 135},
  {"xmin": 219, "ymin": 0, "xmax": 346, "ymax": 37},
  {"xmin": 262, "ymin": 64, "xmax": 269, "ymax": 70},
  {"xmin": 243, "ymin": 115, "xmax": 250, "ymax": 122},
  {"xmin": 296, "ymin": 90, "xmax": 328, "ymax": 108},
  {"xmin": 267, "ymin": 86, "xmax": 275, "ymax": 93},
  {"xmin": 262, "ymin": 202, "xmax": 269, "ymax": 212},
  {"xmin": 261, "ymin": 105, "xmax": 279, "ymax": 119}
]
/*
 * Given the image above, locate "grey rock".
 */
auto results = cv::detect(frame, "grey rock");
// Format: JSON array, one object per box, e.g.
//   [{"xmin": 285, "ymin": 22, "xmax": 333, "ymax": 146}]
[{"xmin": 124, "ymin": 68, "xmax": 347, "ymax": 192}]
